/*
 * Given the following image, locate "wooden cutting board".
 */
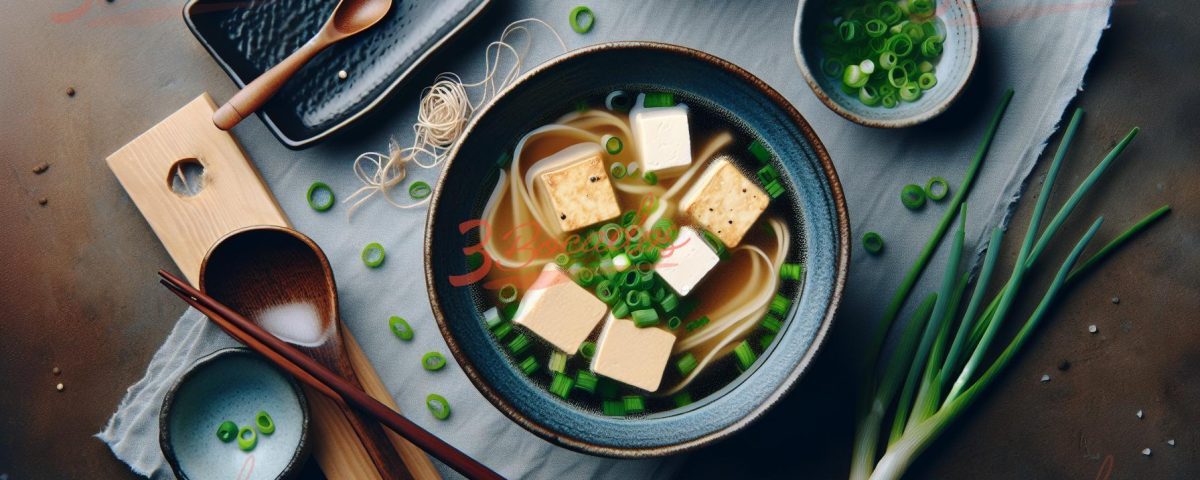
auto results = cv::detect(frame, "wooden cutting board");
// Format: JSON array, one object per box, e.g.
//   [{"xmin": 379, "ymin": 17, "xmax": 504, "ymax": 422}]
[{"xmin": 106, "ymin": 93, "xmax": 440, "ymax": 480}]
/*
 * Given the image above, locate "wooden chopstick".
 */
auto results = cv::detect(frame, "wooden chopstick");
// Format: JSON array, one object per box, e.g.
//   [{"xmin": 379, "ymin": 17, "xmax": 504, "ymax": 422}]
[{"xmin": 158, "ymin": 270, "xmax": 503, "ymax": 480}]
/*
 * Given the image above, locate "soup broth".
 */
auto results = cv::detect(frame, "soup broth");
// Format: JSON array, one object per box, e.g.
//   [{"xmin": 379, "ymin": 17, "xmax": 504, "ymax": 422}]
[{"xmin": 473, "ymin": 89, "xmax": 806, "ymax": 416}]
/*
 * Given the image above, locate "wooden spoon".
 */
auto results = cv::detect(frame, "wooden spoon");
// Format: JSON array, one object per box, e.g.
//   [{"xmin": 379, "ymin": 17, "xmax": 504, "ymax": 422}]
[
  {"xmin": 200, "ymin": 226, "xmax": 410, "ymax": 480},
  {"xmin": 212, "ymin": 0, "xmax": 393, "ymax": 130}
]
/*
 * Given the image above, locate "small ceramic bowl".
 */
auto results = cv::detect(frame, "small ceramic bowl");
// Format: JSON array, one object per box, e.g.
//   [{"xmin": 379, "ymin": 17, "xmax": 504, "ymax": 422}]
[
  {"xmin": 426, "ymin": 42, "xmax": 850, "ymax": 457},
  {"xmin": 160, "ymin": 348, "xmax": 310, "ymax": 480},
  {"xmin": 794, "ymin": 0, "xmax": 979, "ymax": 128}
]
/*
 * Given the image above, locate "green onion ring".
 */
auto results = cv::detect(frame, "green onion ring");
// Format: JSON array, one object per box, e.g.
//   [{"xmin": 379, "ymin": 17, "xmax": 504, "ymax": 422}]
[
  {"xmin": 609, "ymin": 162, "xmax": 627, "ymax": 179},
  {"xmin": 900, "ymin": 184, "xmax": 926, "ymax": 210},
  {"xmin": 389, "ymin": 315, "xmax": 414, "ymax": 340},
  {"xmin": 408, "ymin": 181, "xmax": 432, "ymax": 200},
  {"xmin": 579, "ymin": 341, "xmax": 597, "ymax": 359},
  {"xmin": 497, "ymin": 284, "xmax": 518, "ymax": 304},
  {"xmin": 237, "ymin": 426, "xmax": 257, "ymax": 451},
  {"xmin": 216, "ymin": 420, "xmax": 238, "ymax": 442},
  {"xmin": 426, "ymin": 393, "xmax": 451, "ymax": 420},
  {"xmin": 569, "ymin": 6, "xmax": 594, "ymax": 34},
  {"xmin": 306, "ymin": 182, "xmax": 335, "ymax": 212},
  {"xmin": 925, "ymin": 176, "xmax": 950, "ymax": 201},
  {"xmin": 362, "ymin": 242, "xmax": 386, "ymax": 267},
  {"xmin": 602, "ymin": 135, "xmax": 623, "ymax": 155},
  {"xmin": 255, "ymin": 411, "xmax": 275, "ymax": 435},
  {"xmin": 422, "ymin": 352, "xmax": 447, "ymax": 371},
  {"xmin": 863, "ymin": 231, "xmax": 885, "ymax": 254},
  {"xmin": 642, "ymin": 171, "xmax": 658, "ymax": 185}
]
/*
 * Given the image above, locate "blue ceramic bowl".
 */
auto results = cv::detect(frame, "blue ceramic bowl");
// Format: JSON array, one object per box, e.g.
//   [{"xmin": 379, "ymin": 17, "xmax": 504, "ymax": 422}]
[
  {"xmin": 426, "ymin": 42, "xmax": 850, "ymax": 457},
  {"xmin": 794, "ymin": 0, "xmax": 980, "ymax": 128},
  {"xmin": 160, "ymin": 348, "xmax": 310, "ymax": 479}
]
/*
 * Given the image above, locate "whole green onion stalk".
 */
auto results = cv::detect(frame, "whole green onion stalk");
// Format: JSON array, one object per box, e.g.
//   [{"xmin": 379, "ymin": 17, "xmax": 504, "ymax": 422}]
[{"xmin": 849, "ymin": 102, "xmax": 1170, "ymax": 480}]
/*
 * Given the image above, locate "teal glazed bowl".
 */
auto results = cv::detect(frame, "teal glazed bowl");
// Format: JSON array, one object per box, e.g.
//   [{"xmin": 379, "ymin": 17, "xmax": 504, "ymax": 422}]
[
  {"xmin": 794, "ymin": 0, "xmax": 980, "ymax": 128},
  {"xmin": 426, "ymin": 42, "xmax": 850, "ymax": 457},
  {"xmin": 160, "ymin": 348, "xmax": 310, "ymax": 479}
]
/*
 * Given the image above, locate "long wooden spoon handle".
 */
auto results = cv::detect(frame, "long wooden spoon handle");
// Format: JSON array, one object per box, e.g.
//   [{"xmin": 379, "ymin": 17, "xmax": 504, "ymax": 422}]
[
  {"xmin": 337, "ymin": 401, "xmax": 414, "ymax": 480},
  {"xmin": 213, "ymin": 37, "xmax": 328, "ymax": 130}
]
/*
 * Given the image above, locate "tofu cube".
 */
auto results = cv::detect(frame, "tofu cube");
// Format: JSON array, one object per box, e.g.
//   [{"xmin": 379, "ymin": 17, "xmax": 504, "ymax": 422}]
[
  {"xmin": 630, "ymin": 99, "xmax": 692, "ymax": 176},
  {"xmin": 679, "ymin": 156, "xmax": 768, "ymax": 247},
  {"xmin": 536, "ymin": 143, "xmax": 622, "ymax": 232},
  {"xmin": 591, "ymin": 316, "xmax": 676, "ymax": 391},
  {"xmin": 655, "ymin": 227, "xmax": 720, "ymax": 296},
  {"xmin": 512, "ymin": 264, "xmax": 609, "ymax": 353}
]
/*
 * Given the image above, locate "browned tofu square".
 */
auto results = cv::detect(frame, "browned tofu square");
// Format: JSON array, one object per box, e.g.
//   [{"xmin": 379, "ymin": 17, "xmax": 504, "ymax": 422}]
[
  {"xmin": 537, "ymin": 144, "xmax": 622, "ymax": 232},
  {"xmin": 679, "ymin": 157, "xmax": 768, "ymax": 247}
]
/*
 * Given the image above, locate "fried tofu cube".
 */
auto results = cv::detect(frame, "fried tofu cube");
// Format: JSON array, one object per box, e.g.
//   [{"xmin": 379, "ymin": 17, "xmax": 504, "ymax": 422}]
[
  {"xmin": 630, "ymin": 98, "xmax": 692, "ymax": 176},
  {"xmin": 591, "ymin": 316, "xmax": 676, "ymax": 392},
  {"xmin": 679, "ymin": 156, "xmax": 768, "ymax": 247},
  {"xmin": 535, "ymin": 143, "xmax": 622, "ymax": 232},
  {"xmin": 512, "ymin": 264, "xmax": 609, "ymax": 353},
  {"xmin": 655, "ymin": 227, "xmax": 720, "ymax": 296}
]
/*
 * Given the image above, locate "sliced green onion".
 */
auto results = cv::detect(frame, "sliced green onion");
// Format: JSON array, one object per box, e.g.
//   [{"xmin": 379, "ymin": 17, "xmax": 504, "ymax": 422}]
[
  {"xmin": 502, "ymin": 303, "xmax": 518, "ymax": 321},
  {"xmin": 879, "ymin": 51, "xmax": 899, "ymax": 69},
  {"xmin": 865, "ymin": 19, "xmax": 888, "ymax": 37},
  {"xmin": 579, "ymin": 341, "xmax": 597, "ymax": 359},
  {"xmin": 769, "ymin": 294, "xmax": 791, "ymax": 316},
  {"xmin": 881, "ymin": 94, "xmax": 899, "ymax": 108},
  {"xmin": 602, "ymin": 135, "xmax": 624, "ymax": 155},
  {"xmin": 237, "ymin": 426, "xmax": 257, "ymax": 451},
  {"xmin": 877, "ymin": 1, "xmax": 903, "ymax": 23},
  {"xmin": 568, "ymin": 5, "xmax": 594, "ymax": 34},
  {"xmin": 216, "ymin": 420, "xmax": 238, "ymax": 442},
  {"xmin": 622, "ymin": 395, "xmax": 646, "ymax": 414},
  {"xmin": 925, "ymin": 176, "xmax": 950, "ymax": 201},
  {"xmin": 508, "ymin": 334, "xmax": 532, "ymax": 355},
  {"xmin": 920, "ymin": 36, "xmax": 943, "ymax": 58},
  {"xmin": 575, "ymin": 370, "xmax": 598, "ymax": 394},
  {"xmin": 642, "ymin": 171, "xmax": 658, "ymax": 185},
  {"xmin": 764, "ymin": 180, "xmax": 785, "ymax": 199},
  {"xmin": 843, "ymin": 64, "xmax": 869, "ymax": 88},
  {"xmin": 757, "ymin": 165, "xmax": 780, "ymax": 184},
  {"xmin": 605, "ymin": 90, "xmax": 632, "ymax": 111},
  {"xmin": 422, "ymin": 352, "xmax": 447, "ymax": 371},
  {"xmin": 759, "ymin": 333, "xmax": 777, "ymax": 351},
  {"xmin": 667, "ymin": 316, "xmax": 682, "ymax": 329},
  {"xmin": 888, "ymin": 66, "xmax": 908, "ymax": 88},
  {"xmin": 492, "ymin": 321, "xmax": 513, "ymax": 341},
  {"xmin": 863, "ymin": 231, "xmax": 885, "ymax": 254},
  {"xmin": 554, "ymin": 253, "xmax": 571, "ymax": 268},
  {"xmin": 426, "ymin": 393, "xmax": 451, "ymax": 420},
  {"xmin": 701, "ymin": 230, "xmax": 729, "ymax": 260},
  {"xmin": 748, "ymin": 139, "xmax": 772, "ymax": 163},
  {"xmin": 899, "ymin": 81, "xmax": 922, "ymax": 101},
  {"xmin": 761, "ymin": 315, "xmax": 783, "ymax": 333},
  {"xmin": 676, "ymin": 353, "xmax": 698, "ymax": 375},
  {"xmin": 838, "ymin": 20, "xmax": 862, "ymax": 42},
  {"xmin": 918, "ymin": 60, "xmax": 935, "ymax": 73},
  {"xmin": 609, "ymin": 162, "xmax": 627, "ymax": 179},
  {"xmin": 549, "ymin": 373, "xmax": 574, "ymax": 398},
  {"xmin": 918, "ymin": 72, "xmax": 938, "ymax": 91},
  {"xmin": 254, "ymin": 411, "xmax": 275, "ymax": 435},
  {"xmin": 602, "ymin": 399, "xmax": 626, "ymax": 416},
  {"xmin": 306, "ymin": 182, "xmax": 335, "ymax": 212},
  {"xmin": 519, "ymin": 356, "xmax": 539, "ymax": 375},
  {"xmin": 548, "ymin": 351, "xmax": 568, "ymax": 373},
  {"xmin": 822, "ymin": 58, "xmax": 845, "ymax": 78},
  {"xmin": 497, "ymin": 284, "xmax": 518, "ymax": 304},
  {"xmin": 611, "ymin": 300, "xmax": 630, "ymax": 319},
  {"xmin": 632, "ymin": 308, "xmax": 660, "ymax": 328},
  {"xmin": 885, "ymin": 33, "xmax": 914, "ymax": 57},
  {"xmin": 595, "ymin": 280, "xmax": 619, "ymax": 305},
  {"xmin": 901, "ymin": 184, "xmax": 927, "ymax": 209},
  {"xmin": 409, "ymin": 181, "xmax": 432, "ymax": 200},
  {"xmin": 642, "ymin": 92, "xmax": 676, "ymax": 108},
  {"xmin": 660, "ymin": 293, "xmax": 680, "ymax": 313},
  {"xmin": 574, "ymin": 267, "xmax": 597, "ymax": 287},
  {"xmin": 362, "ymin": 242, "xmax": 385, "ymax": 268},
  {"xmin": 483, "ymin": 307, "xmax": 503, "ymax": 329},
  {"xmin": 733, "ymin": 340, "xmax": 757, "ymax": 370},
  {"xmin": 389, "ymin": 315, "xmax": 414, "ymax": 341},
  {"xmin": 685, "ymin": 316, "xmax": 709, "ymax": 332},
  {"xmin": 780, "ymin": 263, "xmax": 805, "ymax": 280},
  {"xmin": 859, "ymin": 85, "xmax": 881, "ymax": 106},
  {"xmin": 673, "ymin": 391, "xmax": 693, "ymax": 408}
]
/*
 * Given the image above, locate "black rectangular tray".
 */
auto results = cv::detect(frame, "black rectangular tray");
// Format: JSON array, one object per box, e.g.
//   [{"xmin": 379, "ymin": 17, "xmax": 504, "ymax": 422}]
[{"xmin": 184, "ymin": 0, "xmax": 490, "ymax": 148}]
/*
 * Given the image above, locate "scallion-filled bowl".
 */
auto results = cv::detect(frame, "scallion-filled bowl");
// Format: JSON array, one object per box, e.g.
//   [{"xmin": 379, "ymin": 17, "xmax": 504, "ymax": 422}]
[{"xmin": 425, "ymin": 42, "xmax": 849, "ymax": 457}]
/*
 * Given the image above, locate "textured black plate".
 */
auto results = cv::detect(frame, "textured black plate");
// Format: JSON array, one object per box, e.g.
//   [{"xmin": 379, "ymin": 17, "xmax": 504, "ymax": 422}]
[{"xmin": 184, "ymin": 0, "xmax": 490, "ymax": 149}]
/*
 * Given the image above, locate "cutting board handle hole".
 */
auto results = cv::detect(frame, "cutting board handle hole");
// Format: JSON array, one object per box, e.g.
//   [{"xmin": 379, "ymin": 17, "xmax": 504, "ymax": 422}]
[{"xmin": 168, "ymin": 158, "xmax": 205, "ymax": 197}]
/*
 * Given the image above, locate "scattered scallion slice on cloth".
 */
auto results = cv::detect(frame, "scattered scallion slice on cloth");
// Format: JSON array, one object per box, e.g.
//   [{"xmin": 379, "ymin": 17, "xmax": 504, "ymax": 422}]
[
  {"xmin": 849, "ymin": 102, "xmax": 1171, "ymax": 480},
  {"xmin": 422, "ymin": 352, "xmax": 447, "ymax": 371},
  {"xmin": 925, "ymin": 176, "xmax": 950, "ymax": 201},
  {"xmin": 306, "ymin": 182, "xmax": 335, "ymax": 212},
  {"xmin": 900, "ymin": 184, "xmax": 926, "ymax": 209},
  {"xmin": 388, "ymin": 315, "xmax": 414, "ymax": 341},
  {"xmin": 362, "ymin": 242, "xmax": 386, "ymax": 268},
  {"xmin": 426, "ymin": 394, "xmax": 451, "ymax": 420},
  {"xmin": 237, "ymin": 426, "xmax": 257, "ymax": 451},
  {"xmin": 255, "ymin": 411, "xmax": 275, "ymax": 435},
  {"xmin": 863, "ymin": 232, "xmax": 885, "ymax": 255},
  {"xmin": 568, "ymin": 5, "xmax": 594, "ymax": 34},
  {"xmin": 408, "ymin": 181, "xmax": 432, "ymax": 200}
]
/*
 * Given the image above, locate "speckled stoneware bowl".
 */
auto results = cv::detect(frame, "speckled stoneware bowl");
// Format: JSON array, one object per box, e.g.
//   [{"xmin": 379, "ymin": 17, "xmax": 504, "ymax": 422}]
[
  {"xmin": 425, "ymin": 42, "xmax": 850, "ymax": 457},
  {"xmin": 160, "ymin": 348, "xmax": 310, "ymax": 480},
  {"xmin": 794, "ymin": 0, "xmax": 979, "ymax": 128}
]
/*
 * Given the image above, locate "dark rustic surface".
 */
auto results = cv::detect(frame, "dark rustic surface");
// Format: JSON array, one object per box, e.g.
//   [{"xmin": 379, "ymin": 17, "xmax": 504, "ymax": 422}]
[{"xmin": 0, "ymin": 1, "xmax": 1195, "ymax": 479}]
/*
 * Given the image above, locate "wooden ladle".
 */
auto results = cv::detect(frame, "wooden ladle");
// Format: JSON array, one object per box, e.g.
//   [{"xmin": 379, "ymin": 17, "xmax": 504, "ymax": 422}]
[
  {"xmin": 212, "ymin": 0, "xmax": 393, "ymax": 130},
  {"xmin": 200, "ymin": 226, "xmax": 409, "ymax": 480}
]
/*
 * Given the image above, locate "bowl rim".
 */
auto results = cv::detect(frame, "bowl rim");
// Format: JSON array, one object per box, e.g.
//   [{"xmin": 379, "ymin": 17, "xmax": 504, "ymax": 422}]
[
  {"xmin": 424, "ymin": 41, "xmax": 850, "ymax": 457},
  {"xmin": 793, "ymin": 0, "xmax": 980, "ymax": 128},
  {"xmin": 158, "ymin": 347, "xmax": 311, "ymax": 480}
]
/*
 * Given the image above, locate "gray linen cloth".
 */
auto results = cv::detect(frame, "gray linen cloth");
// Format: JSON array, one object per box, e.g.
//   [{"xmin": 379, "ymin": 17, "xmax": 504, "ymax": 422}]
[{"xmin": 99, "ymin": 0, "xmax": 1115, "ymax": 478}]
